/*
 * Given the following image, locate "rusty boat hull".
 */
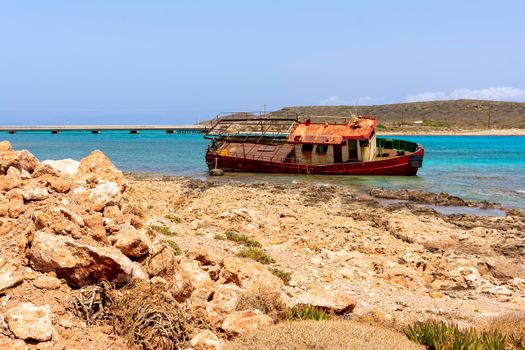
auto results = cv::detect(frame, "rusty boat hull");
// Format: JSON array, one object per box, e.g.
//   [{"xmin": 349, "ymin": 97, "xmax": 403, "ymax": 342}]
[{"xmin": 206, "ymin": 147, "xmax": 424, "ymax": 176}]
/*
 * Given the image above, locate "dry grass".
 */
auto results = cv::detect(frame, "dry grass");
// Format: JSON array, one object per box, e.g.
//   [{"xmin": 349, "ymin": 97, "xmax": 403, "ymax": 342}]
[
  {"xmin": 111, "ymin": 281, "xmax": 190, "ymax": 350},
  {"xmin": 482, "ymin": 311, "xmax": 525, "ymax": 342},
  {"xmin": 226, "ymin": 319, "xmax": 424, "ymax": 350},
  {"xmin": 236, "ymin": 284, "xmax": 289, "ymax": 321}
]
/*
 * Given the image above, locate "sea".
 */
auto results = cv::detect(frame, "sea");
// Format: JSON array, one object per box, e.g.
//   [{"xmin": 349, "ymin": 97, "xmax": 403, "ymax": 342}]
[{"xmin": 2, "ymin": 131, "xmax": 525, "ymax": 208}]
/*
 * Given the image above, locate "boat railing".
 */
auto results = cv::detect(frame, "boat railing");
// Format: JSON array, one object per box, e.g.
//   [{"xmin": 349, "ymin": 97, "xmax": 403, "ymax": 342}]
[
  {"xmin": 376, "ymin": 137, "xmax": 420, "ymax": 153},
  {"xmin": 205, "ymin": 111, "xmax": 299, "ymax": 145}
]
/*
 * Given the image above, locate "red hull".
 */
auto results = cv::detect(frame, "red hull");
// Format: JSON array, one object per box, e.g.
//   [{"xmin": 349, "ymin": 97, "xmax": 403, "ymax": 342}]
[{"xmin": 206, "ymin": 148, "xmax": 424, "ymax": 176}]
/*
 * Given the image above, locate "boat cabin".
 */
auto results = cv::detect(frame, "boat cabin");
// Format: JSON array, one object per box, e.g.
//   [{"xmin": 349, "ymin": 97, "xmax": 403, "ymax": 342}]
[{"xmin": 287, "ymin": 117, "xmax": 377, "ymax": 165}]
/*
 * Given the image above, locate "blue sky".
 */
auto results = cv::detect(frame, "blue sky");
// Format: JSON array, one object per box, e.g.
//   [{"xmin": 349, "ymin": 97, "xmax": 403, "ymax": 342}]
[{"xmin": 0, "ymin": 0, "xmax": 524, "ymax": 125}]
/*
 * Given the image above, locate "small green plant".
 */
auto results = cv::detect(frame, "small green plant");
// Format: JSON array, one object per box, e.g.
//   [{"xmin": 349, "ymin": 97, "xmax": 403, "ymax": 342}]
[
  {"xmin": 287, "ymin": 306, "xmax": 330, "ymax": 321},
  {"xmin": 421, "ymin": 119, "xmax": 451, "ymax": 128},
  {"xmin": 150, "ymin": 225, "xmax": 177, "ymax": 236},
  {"xmin": 214, "ymin": 233, "xmax": 226, "ymax": 240},
  {"xmin": 270, "ymin": 268, "xmax": 291, "ymax": 285},
  {"xmin": 237, "ymin": 248, "xmax": 275, "ymax": 264},
  {"xmin": 165, "ymin": 214, "xmax": 182, "ymax": 223},
  {"xmin": 224, "ymin": 230, "xmax": 262, "ymax": 248},
  {"xmin": 404, "ymin": 320, "xmax": 511, "ymax": 350},
  {"xmin": 147, "ymin": 204, "xmax": 154, "ymax": 209},
  {"xmin": 167, "ymin": 240, "xmax": 182, "ymax": 255}
]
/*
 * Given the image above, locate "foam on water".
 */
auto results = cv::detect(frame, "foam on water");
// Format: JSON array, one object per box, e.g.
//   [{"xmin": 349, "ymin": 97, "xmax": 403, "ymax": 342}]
[{"xmin": 2, "ymin": 132, "xmax": 525, "ymax": 208}]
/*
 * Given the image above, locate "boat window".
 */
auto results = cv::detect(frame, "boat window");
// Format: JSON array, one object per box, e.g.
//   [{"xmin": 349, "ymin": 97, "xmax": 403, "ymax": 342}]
[
  {"xmin": 360, "ymin": 139, "xmax": 370, "ymax": 146},
  {"xmin": 301, "ymin": 144, "xmax": 314, "ymax": 152},
  {"xmin": 316, "ymin": 145, "xmax": 328, "ymax": 153}
]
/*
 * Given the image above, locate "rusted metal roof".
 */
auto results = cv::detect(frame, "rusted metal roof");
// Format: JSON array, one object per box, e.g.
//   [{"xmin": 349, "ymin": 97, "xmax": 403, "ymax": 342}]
[{"xmin": 287, "ymin": 118, "xmax": 377, "ymax": 144}]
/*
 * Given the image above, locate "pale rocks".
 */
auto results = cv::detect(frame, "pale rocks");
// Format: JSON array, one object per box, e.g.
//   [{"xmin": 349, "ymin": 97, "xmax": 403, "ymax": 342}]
[
  {"xmin": 75, "ymin": 150, "xmax": 126, "ymax": 191},
  {"xmin": 0, "ymin": 145, "xmax": 39, "ymax": 175},
  {"xmin": 219, "ymin": 257, "xmax": 283, "ymax": 290},
  {"xmin": 111, "ymin": 226, "xmax": 152, "ymax": 258},
  {"xmin": 221, "ymin": 309, "xmax": 273, "ymax": 337},
  {"xmin": 0, "ymin": 337, "xmax": 28, "ymax": 350},
  {"xmin": 0, "ymin": 258, "xmax": 24, "ymax": 293},
  {"xmin": 190, "ymin": 330, "xmax": 224, "ymax": 350},
  {"xmin": 32, "ymin": 275, "xmax": 62, "ymax": 290},
  {"xmin": 28, "ymin": 231, "xmax": 147, "ymax": 287},
  {"xmin": 4, "ymin": 303, "xmax": 53, "ymax": 342},
  {"xmin": 293, "ymin": 287, "xmax": 357, "ymax": 314},
  {"xmin": 41, "ymin": 159, "xmax": 80, "ymax": 177}
]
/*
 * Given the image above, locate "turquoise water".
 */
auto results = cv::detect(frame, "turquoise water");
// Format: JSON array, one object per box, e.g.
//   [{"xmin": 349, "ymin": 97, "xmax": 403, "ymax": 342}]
[{"xmin": 2, "ymin": 131, "xmax": 524, "ymax": 208}]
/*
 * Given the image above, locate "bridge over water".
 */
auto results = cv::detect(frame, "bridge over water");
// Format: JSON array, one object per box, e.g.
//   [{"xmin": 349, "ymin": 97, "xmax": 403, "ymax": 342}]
[{"xmin": 0, "ymin": 125, "xmax": 207, "ymax": 134}]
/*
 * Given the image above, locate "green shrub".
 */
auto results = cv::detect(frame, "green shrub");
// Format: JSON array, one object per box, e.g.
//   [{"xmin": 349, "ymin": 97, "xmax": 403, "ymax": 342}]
[
  {"xmin": 270, "ymin": 268, "xmax": 292, "ymax": 285},
  {"xmin": 167, "ymin": 240, "xmax": 182, "ymax": 255},
  {"xmin": 404, "ymin": 320, "xmax": 517, "ymax": 350},
  {"xmin": 150, "ymin": 225, "xmax": 177, "ymax": 236},
  {"xmin": 237, "ymin": 248, "xmax": 275, "ymax": 264},
  {"xmin": 224, "ymin": 230, "xmax": 262, "ymax": 248},
  {"xmin": 421, "ymin": 120, "xmax": 451, "ymax": 128},
  {"xmin": 287, "ymin": 306, "xmax": 330, "ymax": 321},
  {"xmin": 165, "ymin": 214, "xmax": 182, "ymax": 223}
]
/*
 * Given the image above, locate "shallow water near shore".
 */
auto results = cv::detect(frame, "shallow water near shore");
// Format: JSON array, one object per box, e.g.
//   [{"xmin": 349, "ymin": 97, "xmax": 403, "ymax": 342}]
[{"xmin": 2, "ymin": 131, "xmax": 525, "ymax": 208}]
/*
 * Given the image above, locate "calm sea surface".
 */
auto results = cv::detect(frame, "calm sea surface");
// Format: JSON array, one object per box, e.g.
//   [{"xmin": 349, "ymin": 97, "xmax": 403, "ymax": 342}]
[{"xmin": 2, "ymin": 132, "xmax": 524, "ymax": 208}]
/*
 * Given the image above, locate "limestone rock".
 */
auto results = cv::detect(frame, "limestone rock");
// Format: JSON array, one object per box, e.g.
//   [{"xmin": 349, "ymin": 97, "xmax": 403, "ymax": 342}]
[
  {"xmin": 83, "ymin": 213, "xmax": 108, "ymax": 243},
  {"xmin": 41, "ymin": 159, "xmax": 79, "ymax": 176},
  {"xmin": 5, "ymin": 303, "xmax": 53, "ymax": 341},
  {"xmin": 179, "ymin": 259, "xmax": 214, "ymax": 289},
  {"xmin": 205, "ymin": 284, "xmax": 243, "ymax": 328},
  {"xmin": 221, "ymin": 309, "xmax": 273, "ymax": 337},
  {"xmin": 0, "ymin": 141, "xmax": 11, "ymax": 152},
  {"xmin": 219, "ymin": 257, "xmax": 283, "ymax": 290},
  {"xmin": 33, "ymin": 275, "xmax": 61, "ymax": 290},
  {"xmin": 0, "ymin": 149, "xmax": 39, "ymax": 174},
  {"xmin": 143, "ymin": 246, "xmax": 193, "ymax": 301},
  {"xmin": 21, "ymin": 183, "xmax": 49, "ymax": 201},
  {"xmin": 75, "ymin": 150, "xmax": 125, "ymax": 191},
  {"xmin": 0, "ymin": 167, "xmax": 21, "ymax": 192},
  {"xmin": 190, "ymin": 330, "xmax": 223, "ymax": 350},
  {"xmin": 186, "ymin": 248, "xmax": 223, "ymax": 266},
  {"xmin": 73, "ymin": 182, "xmax": 121, "ymax": 212},
  {"xmin": 32, "ymin": 164, "xmax": 61, "ymax": 178},
  {"xmin": 111, "ymin": 226, "xmax": 151, "ymax": 258},
  {"xmin": 7, "ymin": 190, "xmax": 24, "ymax": 218},
  {"xmin": 28, "ymin": 231, "xmax": 146, "ymax": 287},
  {"xmin": 293, "ymin": 287, "xmax": 356, "ymax": 314},
  {"xmin": 0, "ymin": 336, "xmax": 28, "ymax": 350},
  {"xmin": 0, "ymin": 258, "xmax": 23, "ymax": 293}
]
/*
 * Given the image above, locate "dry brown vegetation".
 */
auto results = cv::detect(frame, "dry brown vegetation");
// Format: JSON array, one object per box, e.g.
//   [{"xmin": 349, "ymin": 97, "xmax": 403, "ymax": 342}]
[
  {"xmin": 272, "ymin": 99, "xmax": 525, "ymax": 129},
  {"xmin": 483, "ymin": 311, "xmax": 525, "ymax": 340},
  {"xmin": 226, "ymin": 320, "xmax": 424, "ymax": 350}
]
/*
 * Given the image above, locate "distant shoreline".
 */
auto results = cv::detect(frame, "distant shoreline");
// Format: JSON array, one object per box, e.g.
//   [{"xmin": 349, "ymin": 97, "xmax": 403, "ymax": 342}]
[{"xmin": 377, "ymin": 128, "xmax": 525, "ymax": 136}]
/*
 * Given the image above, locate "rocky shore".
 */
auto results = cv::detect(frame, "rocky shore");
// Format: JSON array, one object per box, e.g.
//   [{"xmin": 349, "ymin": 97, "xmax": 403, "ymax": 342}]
[{"xmin": 1, "ymin": 141, "xmax": 524, "ymax": 349}]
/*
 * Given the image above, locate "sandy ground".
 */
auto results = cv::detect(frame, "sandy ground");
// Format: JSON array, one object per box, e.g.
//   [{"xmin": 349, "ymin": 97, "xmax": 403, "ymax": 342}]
[{"xmin": 125, "ymin": 176, "xmax": 525, "ymax": 328}]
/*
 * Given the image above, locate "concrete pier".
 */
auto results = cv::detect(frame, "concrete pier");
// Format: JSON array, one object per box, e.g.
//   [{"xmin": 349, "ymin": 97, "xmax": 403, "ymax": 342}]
[{"xmin": 0, "ymin": 125, "xmax": 206, "ymax": 134}]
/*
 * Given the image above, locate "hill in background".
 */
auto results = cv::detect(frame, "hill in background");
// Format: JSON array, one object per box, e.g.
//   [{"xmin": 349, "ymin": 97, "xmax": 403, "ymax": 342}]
[{"xmin": 272, "ymin": 99, "xmax": 525, "ymax": 130}]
